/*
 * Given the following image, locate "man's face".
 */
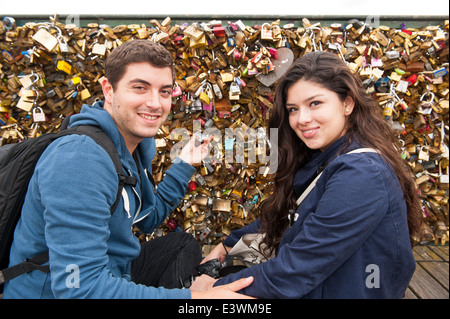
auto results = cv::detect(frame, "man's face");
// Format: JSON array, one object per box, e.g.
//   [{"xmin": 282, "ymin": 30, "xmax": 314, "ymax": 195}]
[{"xmin": 102, "ymin": 62, "xmax": 173, "ymax": 154}]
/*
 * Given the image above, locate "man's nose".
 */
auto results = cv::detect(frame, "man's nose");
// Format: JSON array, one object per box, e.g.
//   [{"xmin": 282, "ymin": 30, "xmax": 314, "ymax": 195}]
[{"xmin": 145, "ymin": 90, "xmax": 162, "ymax": 108}]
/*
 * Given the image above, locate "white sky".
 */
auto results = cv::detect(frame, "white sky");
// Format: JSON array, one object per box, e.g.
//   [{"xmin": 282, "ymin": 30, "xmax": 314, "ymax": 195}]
[{"xmin": 1, "ymin": 0, "xmax": 449, "ymax": 16}]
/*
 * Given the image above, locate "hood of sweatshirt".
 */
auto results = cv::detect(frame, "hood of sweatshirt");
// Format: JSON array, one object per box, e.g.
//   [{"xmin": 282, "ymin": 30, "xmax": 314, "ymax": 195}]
[{"xmin": 68, "ymin": 101, "xmax": 156, "ymax": 173}]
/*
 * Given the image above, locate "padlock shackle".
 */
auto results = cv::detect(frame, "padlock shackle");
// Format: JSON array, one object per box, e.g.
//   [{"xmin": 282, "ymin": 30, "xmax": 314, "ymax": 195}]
[{"xmin": 420, "ymin": 91, "xmax": 435, "ymax": 102}]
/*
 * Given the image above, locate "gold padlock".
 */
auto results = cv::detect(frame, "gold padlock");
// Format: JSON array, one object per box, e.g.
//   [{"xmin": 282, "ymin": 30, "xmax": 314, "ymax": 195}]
[
  {"xmin": 79, "ymin": 84, "xmax": 91, "ymax": 101},
  {"xmin": 32, "ymin": 28, "xmax": 58, "ymax": 51},
  {"xmin": 418, "ymin": 146, "xmax": 430, "ymax": 161},
  {"xmin": 199, "ymin": 91, "xmax": 210, "ymax": 106},
  {"xmin": 261, "ymin": 23, "xmax": 273, "ymax": 40}
]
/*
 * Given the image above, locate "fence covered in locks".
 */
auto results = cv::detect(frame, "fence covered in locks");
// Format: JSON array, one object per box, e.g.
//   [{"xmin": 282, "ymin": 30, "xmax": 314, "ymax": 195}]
[{"xmin": 0, "ymin": 15, "xmax": 448, "ymax": 246}]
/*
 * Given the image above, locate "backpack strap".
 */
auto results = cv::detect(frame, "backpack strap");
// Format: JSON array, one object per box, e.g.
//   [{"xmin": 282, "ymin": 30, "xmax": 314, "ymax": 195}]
[
  {"xmin": 67, "ymin": 125, "xmax": 137, "ymax": 214},
  {"xmin": 289, "ymin": 148, "xmax": 379, "ymax": 227},
  {"xmin": 295, "ymin": 148, "xmax": 379, "ymax": 206},
  {"xmin": 0, "ymin": 251, "xmax": 49, "ymax": 285}
]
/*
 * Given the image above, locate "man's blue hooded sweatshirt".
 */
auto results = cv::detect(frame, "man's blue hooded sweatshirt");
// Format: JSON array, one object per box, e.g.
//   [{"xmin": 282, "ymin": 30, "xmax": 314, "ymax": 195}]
[{"xmin": 3, "ymin": 102, "xmax": 195, "ymax": 299}]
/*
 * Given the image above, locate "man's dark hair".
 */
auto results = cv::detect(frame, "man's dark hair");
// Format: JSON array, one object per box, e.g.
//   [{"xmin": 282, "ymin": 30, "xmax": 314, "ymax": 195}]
[{"xmin": 105, "ymin": 39, "xmax": 174, "ymax": 89}]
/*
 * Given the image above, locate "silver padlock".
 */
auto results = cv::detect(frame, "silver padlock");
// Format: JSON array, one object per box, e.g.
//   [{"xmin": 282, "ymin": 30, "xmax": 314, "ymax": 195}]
[
  {"xmin": 191, "ymin": 99, "xmax": 203, "ymax": 112},
  {"xmin": 385, "ymin": 50, "xmax": 400, "ymax": 59},
  {"xmin": 212, "ymin": 83, "xmax": 223, "ymax": 99},
  {"xmin": 32, "ymin": 107, "xmax": 46, "ymax": 122},
  {"xmin": 229, "ymin": 82, "xmax": 241, "ymax": 96},
  {"xmin": 440, "ymin": 162, "xmax": 449, "ymax": 186}
]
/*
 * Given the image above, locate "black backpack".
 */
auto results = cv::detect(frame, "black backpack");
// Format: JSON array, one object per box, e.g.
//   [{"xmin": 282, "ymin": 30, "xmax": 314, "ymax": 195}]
[{"xmin": 0, "ymin": 121, "xmax": 137, "ymax": 290}]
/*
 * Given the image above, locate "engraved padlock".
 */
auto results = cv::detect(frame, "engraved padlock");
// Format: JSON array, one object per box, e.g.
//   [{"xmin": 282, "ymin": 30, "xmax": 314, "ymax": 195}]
[{"xmin": 261, "ymin": 23, "xmax": 273, "ymax": 40}]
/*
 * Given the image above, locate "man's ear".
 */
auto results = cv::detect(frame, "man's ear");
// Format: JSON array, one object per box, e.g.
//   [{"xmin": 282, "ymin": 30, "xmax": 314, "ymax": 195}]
[{"xmin": 102, "ymin": 78, "xmax": 114, "ymax": 105}]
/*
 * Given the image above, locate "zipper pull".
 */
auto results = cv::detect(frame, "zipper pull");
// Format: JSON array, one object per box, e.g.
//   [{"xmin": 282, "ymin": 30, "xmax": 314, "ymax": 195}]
[{"xmin": 288, "ymin": 209, "xmax": 298, "ymax": 228}]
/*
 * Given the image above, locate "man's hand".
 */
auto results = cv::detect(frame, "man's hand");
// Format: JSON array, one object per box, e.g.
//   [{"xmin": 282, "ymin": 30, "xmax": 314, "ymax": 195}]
[
  {"xmin": 190, "ymin": 276, "xmax": 255, "ymax": 299},
  {"xmin": 177, "ymin": 133, "xmax": 213, "ymax": 166},
  {"xmin": 201, "ymin": 242, "xmax": 231, "ymax": 264}
]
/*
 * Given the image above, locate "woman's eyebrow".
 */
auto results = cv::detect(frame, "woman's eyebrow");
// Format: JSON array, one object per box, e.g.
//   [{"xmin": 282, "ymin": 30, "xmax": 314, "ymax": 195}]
[{"xmin": 286, "ymin": 94, "xmax": 325, "ymax": 106}]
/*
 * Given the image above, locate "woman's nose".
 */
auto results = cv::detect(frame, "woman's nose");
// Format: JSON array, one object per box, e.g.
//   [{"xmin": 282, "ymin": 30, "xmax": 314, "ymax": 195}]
[{"xmin": 295, "ymin": 107, "xmax": 312, "ymax": 125}]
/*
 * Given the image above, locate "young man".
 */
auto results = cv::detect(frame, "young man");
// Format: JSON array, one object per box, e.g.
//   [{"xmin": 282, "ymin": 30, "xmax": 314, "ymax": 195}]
[{"xmin": 3, "ymin": 40, "xmax": 253, "ymax": 299}]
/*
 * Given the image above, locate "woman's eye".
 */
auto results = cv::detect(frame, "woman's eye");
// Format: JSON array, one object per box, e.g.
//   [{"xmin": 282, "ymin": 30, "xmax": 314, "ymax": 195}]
[
  {"xmin": 287, "ymin": 107, "xmax": 297, "ymax": 113},
  {"xmin": 310, "ymin": 101, "xmax": 322, "ymax": 107}
]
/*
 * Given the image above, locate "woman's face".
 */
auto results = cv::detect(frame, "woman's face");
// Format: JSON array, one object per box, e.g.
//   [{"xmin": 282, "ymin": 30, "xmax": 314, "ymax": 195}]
[{"xmin": 286, "ymin": 79, "xmax": 354, "ymax": 152}]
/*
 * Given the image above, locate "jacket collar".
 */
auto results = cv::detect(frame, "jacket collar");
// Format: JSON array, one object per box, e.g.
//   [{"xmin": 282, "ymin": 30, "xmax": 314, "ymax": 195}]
[{"xmin": 293, "ymin": 135, "xmax": 360, "ymax": 197}]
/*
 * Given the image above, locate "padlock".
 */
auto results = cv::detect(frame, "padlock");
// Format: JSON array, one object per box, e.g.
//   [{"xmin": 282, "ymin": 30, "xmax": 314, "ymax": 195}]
[
  {"xmin": 92, "ymin": 42, "xmax": 107, "ymax": 56},
  {"xmin": 439, "ymin": 162, "xmax": 449, "ymax": 190},
  {"xmin": 212, "ymin": 83, "xmax": 223, "ymax": 99},
  {"xmin": 32, "ymin": 107, "xmax": 46, "ymax": 122},
  {"xmin": 261, "ymin": 23, "xmax": 273, "ymax": 40},
  {"xmin": 19, "ymin": 73, "xmax": 40, "ymax": 89},
  {"xmin": 199, "ymin": 91, "xmax": 210, "ymax": 106},
  {"xmin": 229, "ymin": 82, "xmax": 241, "ymax": 96},
  {"xmin": 172, "ymin": 85, "xmax": 182, "ymax": 98},
  {"xmin": 220, "ymin": 71, "xmax": 234, "ymax": 82},
  {"xmin": 213, "ymin": 198, "xmax": 231, "ymax": 212},
  {"xmin": 56, "ymin": 60, "xmax": 72, "ymax": 74},
  {"xmin": 191, "ymin": 99, "xmax": 203, "ymax": 112},
  {"xmin": 418, "ymin": 146, "xmax": 430, "ymax": 161},
  {"xmin": 79, "ymin": 85, "xmax": 91, "ymax": 101},
  {"xmin": 385, "ymin": 50, "xmax": 400, "ymax": 59},
  {"xmin": 57, "ymin": 34, "xmax": 71, "ymax": 53},
  {"xmin": 32, "ymin": 28, "xmax": 58, "ymax": 51}
]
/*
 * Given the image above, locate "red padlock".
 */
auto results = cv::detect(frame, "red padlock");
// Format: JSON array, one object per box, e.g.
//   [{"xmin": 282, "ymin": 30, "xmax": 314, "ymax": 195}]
[
  {"xmin": 251, "ymin": 52, "xmax": 262, "ymax": 64},
  {"xmin": 167, "ymin": 218, "xmax": 178, "ymax": 230},
  {"xmin": 268, "ymin": 47, "xmax": 278, "ymax": 59},
  {"xmin": 172, "ymin": 85, "xmax": 182, "ymax": 97},
  {"xmin": 233, "ymin": 49, "xmax": 241, "ymax": 61},
  {"xmin": 406, "ymin": 74, "xmax": 417, "ymax": 86},
  {"xmin": 188, "ymin": 181, "xmax": 197, "ymax": 192},
  {"xmin": 217, "ymin": 110, "xmax": 231, "ymax": 118},
  {"xmin": 213, "ymin": 26, "xmax": 225, "ymax": 38}
]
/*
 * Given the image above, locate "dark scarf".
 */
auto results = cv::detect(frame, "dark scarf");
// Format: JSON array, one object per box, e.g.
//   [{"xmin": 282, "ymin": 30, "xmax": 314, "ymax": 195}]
[{"xmin": 292, "ymin": 135, "xmax": 362, "ymax": 197}]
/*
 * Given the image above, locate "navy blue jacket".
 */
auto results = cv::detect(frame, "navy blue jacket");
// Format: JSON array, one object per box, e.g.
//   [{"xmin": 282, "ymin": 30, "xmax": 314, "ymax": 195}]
[{"xmin": 216, "ymin": 136, "xmax": 415, "ymax": 299}]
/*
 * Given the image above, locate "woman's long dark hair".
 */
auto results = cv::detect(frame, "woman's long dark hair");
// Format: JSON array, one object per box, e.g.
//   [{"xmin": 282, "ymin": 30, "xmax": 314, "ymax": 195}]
[{"xmin": 259, "ymin": 51, "xmax": 422, "ymax": 251}]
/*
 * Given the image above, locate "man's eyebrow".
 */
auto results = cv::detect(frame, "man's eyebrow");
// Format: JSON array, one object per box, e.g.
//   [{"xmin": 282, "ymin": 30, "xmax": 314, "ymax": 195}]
[
  {"xmin": 129, "ymin": 79, "xmax": 172, "ymax": 89},
  {"xmin": 129, "ymin": 78, "xmax": 150, "ymax": 85}
]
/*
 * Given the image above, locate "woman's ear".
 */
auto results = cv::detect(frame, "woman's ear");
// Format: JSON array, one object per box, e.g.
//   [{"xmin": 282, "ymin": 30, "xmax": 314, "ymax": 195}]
[{"xmin": 344, "ymin": 95, "xmax": 355, "ymax": 116}]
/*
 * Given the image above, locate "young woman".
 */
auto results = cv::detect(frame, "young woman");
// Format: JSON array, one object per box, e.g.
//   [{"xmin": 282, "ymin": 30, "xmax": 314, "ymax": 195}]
[{"xmin": 195, "ymin": 51, "xmax": 422, "ymax": 299}]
